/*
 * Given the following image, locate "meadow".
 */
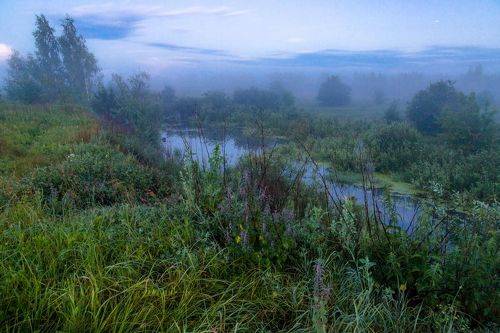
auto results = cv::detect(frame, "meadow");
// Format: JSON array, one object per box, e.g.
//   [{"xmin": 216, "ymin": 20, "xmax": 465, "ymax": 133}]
[{"xmin": 0, "ymin": 103, "xmax": 498, "ymax": 332}]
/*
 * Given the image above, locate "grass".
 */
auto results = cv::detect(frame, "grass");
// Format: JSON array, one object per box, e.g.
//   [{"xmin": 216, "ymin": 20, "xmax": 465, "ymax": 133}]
[
  {"xmin": 326, "ymin": 170, "xmax": 417, "ymax": 195},
  {"xmin": 299, "ymin": 102, "xmax": 389, "ymax": 121},
  {"xmin": 373, "ymin": 173, "xmax": 418, "ymax": 195},
  {"xmin": 0, "ymin": 203, "xmax": 432, "ymax": 332},
  {"xmin": 0, "ymin": 104, "xmax": 99, "ymax": 177},
  {"xmin": 0, "ymin": 103, "xmax": 497, "ymax": 332}
]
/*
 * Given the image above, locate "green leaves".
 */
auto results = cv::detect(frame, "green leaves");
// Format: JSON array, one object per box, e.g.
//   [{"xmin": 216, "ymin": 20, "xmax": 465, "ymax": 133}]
[{"xmin": 5, "ymin": 15, "xmax": 100, "ymax": 104}]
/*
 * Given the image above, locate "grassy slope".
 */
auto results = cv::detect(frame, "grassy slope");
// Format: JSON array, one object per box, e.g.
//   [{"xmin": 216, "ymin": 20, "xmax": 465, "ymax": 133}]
[
  {"xmin": 0, "ymin": 104, "xmax": 99, "ymax": 177},
  {"xmin": 0, "ymin": 105, "xmax": 312, "ymax": 331}
]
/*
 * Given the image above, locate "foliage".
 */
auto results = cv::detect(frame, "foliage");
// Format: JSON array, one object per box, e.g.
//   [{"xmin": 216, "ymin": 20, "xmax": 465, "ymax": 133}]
[
  {"xmin": 384, "ymin": 101, "xmax": 401, "ymax": 123},
  {"xmin": 160, "ymin": 84, "xmax": 176, "ymax": 120},
  {"xmin": 58, "ymin": 16, "xmax": 100, "ymax": 103},
  {"xmin": 1, "ymin": 13, "xmax": 499, "ymax": 331},
  {"xmin": 233, "ymin": 86, "xmax": 295, "ymax": 110},
  {"xmin": 317, "ymin": 75, "xmax": 351, "ymax": 107},
  {"xmin": 4, "ymin": 15, "xmax": 99, "ymax": 104},
  {"xmin": 366, "ymin": 123, "xmax": 423, "ymax": 172},
  {"xmin": 406, "ymin": 80, "xmax": 462, "ymax": 135},
  {"xmin": 4, "ymin": 51, "xmax": 42, "ymax": 103},
  {"xmin": 199, "ymin": 91, "xmax": 232, "ymax": 122},
  {"xmin": 167, "ymin": 88, "xmax": 300, "ymax": 132},
  {"xmin": 439, "ymin": 94, "xmax": 497, "ymax": 153},
  {"xmin": 406, "ymin": 147, "xmax": 499, "ymax": 200},
  {"xmin": 92, "ymin": 73, "xmax": 162, "ymax": 145},
  {"xmin": 27, "ymin": 143, "xmax": 170, "ymax": 210},
  {"xmin": 32, "ymin": 14, "xmax": 63, "ymax": 102},
  {"xmin": 171, "ymin": 96, "xmax": 202, "ymax": 125}
]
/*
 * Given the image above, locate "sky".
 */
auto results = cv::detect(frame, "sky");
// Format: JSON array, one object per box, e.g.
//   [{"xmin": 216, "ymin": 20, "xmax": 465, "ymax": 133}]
[{"xmin": 1, "ymin": 0, "xmax": 500, "ymax": 75}]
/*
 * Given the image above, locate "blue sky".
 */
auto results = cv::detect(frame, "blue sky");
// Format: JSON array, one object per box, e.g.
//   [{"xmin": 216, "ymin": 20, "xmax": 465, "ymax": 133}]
[{"xmin": 1, "ymin": 0, "xmax": 500, "ymax": 74}]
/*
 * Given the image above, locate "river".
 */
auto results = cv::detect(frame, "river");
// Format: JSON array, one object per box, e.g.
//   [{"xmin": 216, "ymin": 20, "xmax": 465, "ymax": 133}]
[{"xmin": 161, "ymin": 129, "xmax": 421, "ymax": 231}]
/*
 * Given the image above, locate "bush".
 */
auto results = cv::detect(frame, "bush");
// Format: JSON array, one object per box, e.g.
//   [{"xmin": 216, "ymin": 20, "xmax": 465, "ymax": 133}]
[
  {"xmin": 92, "ymin": 73, "xmax": 163, "ymax": 146},
  {"xmin": 406, "ymin": 148, "xmax": 499, "ymax": 200},
  {"xmin": 26, "ymin": 144, "xmax": 170, "ymax": 209},
  {"xmin": 366, "ymin": 123, "xmax": 423, "ymax": 172},
  {"xmin": 439, "ymin": 94, "xmax": 497, "ymax": 153},
  {"xmin": 233, "ymin": 87, "xmax": 293, "ymax": 110},
  {"xmin": 407, "ymin": 81, "xmax": 462, "ymax": 135}
]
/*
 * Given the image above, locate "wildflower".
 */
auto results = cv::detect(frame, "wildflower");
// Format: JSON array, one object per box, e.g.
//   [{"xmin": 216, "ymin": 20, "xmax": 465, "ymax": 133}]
[
  {"xmin": 243, "ymin": 202, "xmax": 250, "ymax": 223},
  {"xmin": 399, "ymin": 283, "xmax": 407, "ymax": 292},
  {"xmin": 224, "ymin": 225, "xmax": 232, "ymax": 244},
  {"xmin": 282, "ymin": 208, "xmax": 295, "ymax": 236},
  {"xmin": 314, "ymin": 260, "xmax": 331, "ymax": 301},
  {"xmin": 314, "ymin": 261, "xmax": 324, "ymax": 297},
  {"xmin": 285, "ymin": 220, "xmax": 293, "ymax": 236},
  {"xmin": 366, "ymin": 161, "xmax": 375, "ymax": 174},
  {"xmin": 218, "ymin": 201, "xmax": 229, "ymax": 213},
  {"xmin": 283, "ymin": 208, "xmax": 294, "ymax": 220},
  {"xmin": 263, "ymin": 203, "xmax": 270, "ymax": 216},
  {"xmin": 240, "ymin": 229, "xmax": 249, "ymax": 247}
]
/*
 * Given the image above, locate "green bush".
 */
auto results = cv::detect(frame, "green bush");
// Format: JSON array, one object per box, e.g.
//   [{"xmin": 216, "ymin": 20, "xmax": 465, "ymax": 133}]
[
  {"xmin": 26, "ymin": 143, "xmax": 171, "ymax": 209},
  {"xmin": 366, "ymin": 123, "xmax": 423, "ymax": 172}
]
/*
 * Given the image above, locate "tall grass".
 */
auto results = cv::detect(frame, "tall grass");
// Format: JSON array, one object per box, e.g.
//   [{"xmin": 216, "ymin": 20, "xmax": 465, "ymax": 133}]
[{"xmin": 0, "ymin": 103, "xmax": 497, "ymax": 332}]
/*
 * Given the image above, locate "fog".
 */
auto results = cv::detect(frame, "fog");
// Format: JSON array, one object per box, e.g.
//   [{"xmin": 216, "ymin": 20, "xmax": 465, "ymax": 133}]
[{"xmin": 145, "ymin": 64, "xmax": 500, "ymax": 107}]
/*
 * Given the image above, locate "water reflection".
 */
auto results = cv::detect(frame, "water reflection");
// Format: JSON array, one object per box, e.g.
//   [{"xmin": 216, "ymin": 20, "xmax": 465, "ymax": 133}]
[{"xmin": 162, "ymin": 129, "xmax": 250, "ymax": 166}]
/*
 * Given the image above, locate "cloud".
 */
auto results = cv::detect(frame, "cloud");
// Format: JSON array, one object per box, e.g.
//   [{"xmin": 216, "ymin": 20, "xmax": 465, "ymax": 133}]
[
  {"xmin": 71, "ymin": 4, "xmax": 247, "ymax": 23},
  {"xmin": 144, "ymin": 42, "xmax": 228, "ymax": 56},
  {"xmin": 0, "ymin": 43, "xmax": 12, "ymax": 61},
  {"xmin": 66, "ymin": 3, "xmax": 248, "ymax": 40},
  {"xmin": 233, "ymin": 46, "xmax": 500, "ymax": 71},
  {"xmin": 156, "ymin": 6, "xmax": 249, "ymax": 17},
  {"xmin": 218, "ymin": 9, "xmax": 251, "ymax": 17},
  {"xmin": 171, "ymin": 28, "xmax": 192, "ymax": 35},
  {"xmin": 287, "ymin": 37, "xmax": 304, "ymax": 44},
  {"xmin": 71, "ymin": 3, "xmax": 248, "ymax": 18},
  {"xmin": 75, "ymin": 18, "xmax": 137, "ymax": 40}
]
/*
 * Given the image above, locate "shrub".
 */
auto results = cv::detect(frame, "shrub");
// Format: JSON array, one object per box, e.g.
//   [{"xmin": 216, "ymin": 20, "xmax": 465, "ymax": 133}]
[
  {"xmin": 439, "ymin": 94, "xmax": 497, "ymax": 153},
  {"xmin": 26, "ymin": 144, "xmax": 170, "ymax": 209},
  {"xmin": 366, "ymin": 123, "xmax": 423, "ymax": 172},
  {"xmin": 407, "ymin": 81, "xmax": 462, "ymax": 135}
]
